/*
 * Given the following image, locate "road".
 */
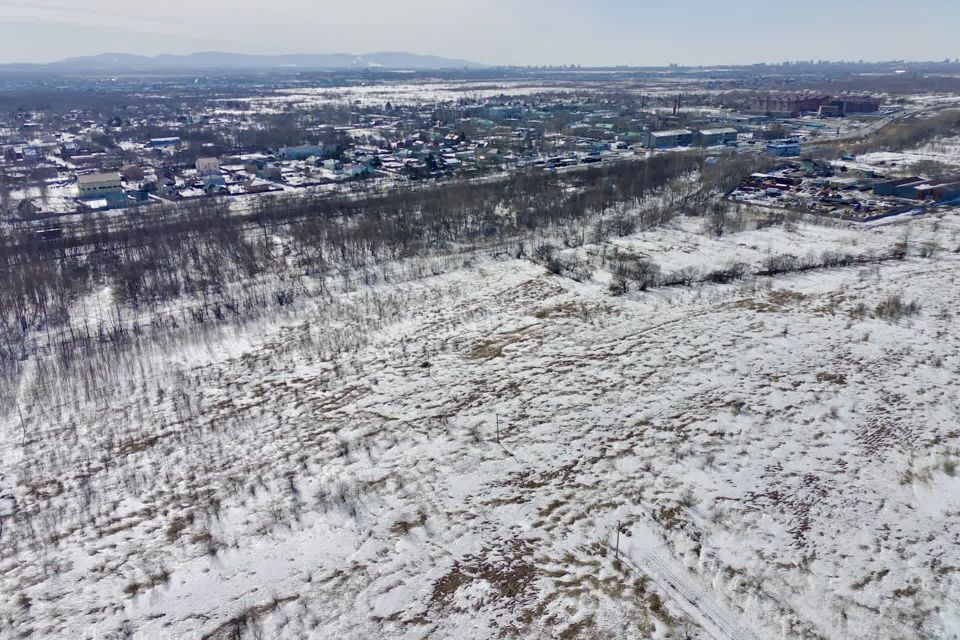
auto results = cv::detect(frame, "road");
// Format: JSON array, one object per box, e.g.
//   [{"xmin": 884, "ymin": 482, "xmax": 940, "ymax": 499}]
[
  {"xmin": 603, "ymin": 519, "xmax": 761, "ymax": 640},
  {"xmin": 630, "ymin": 550, "xmax": 760, "ymax": 640},
  {"xmin": 810, "ymin": 100, "xmax": 959, "ymax": 145}
]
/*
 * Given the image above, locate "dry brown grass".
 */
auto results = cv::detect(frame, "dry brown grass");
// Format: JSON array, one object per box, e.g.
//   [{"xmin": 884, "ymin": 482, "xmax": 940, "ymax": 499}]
[
  {"xmin": 469, "ymin": 339, "xmax": 506, "ymax": 360},
  {"xmin": 165, "ymin": 516, "xmax": 191, "ymax": 543},
  {"xmin": 430, "ymin": 539, "xmax": 538, "ymax": 610},
  {"xmin": 768, "ymin": 289, "xmax": 808, "ymax": 307},
  {"xmin": 390, "ymin": 510, "xmax": 428, "ymax": 536},
  {"xmin": 533, "ymin": 301, "xmax": 611, "ymax": 320},
  {"xmin": 816, "ymin": 372, "xmax": 848, "ymax": 385}
]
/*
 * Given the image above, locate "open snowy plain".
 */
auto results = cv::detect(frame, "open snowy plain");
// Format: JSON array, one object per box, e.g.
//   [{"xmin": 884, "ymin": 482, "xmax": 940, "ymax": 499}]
[{"xmin": 3, "ymin": 210, "xmax": 960, "ymax": 639}]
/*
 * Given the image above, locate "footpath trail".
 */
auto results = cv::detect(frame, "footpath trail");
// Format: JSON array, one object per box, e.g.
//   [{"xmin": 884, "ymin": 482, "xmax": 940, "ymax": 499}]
[{"xmin": 635, "ymin": 549, "xmax": 760, "ymax": 640}]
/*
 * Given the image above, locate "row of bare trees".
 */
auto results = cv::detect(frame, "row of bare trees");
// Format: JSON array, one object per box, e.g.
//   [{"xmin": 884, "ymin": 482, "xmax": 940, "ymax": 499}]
[
  {"xmin": 848, "ymin": 111, "xmax": 960, "ymax": 155},
  {"xmin": 0, "ymin": 152, "xmax": 746, "ymax": 386}
]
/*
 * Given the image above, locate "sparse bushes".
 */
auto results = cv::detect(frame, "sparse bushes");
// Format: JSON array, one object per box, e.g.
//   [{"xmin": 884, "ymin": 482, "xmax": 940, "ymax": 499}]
[
  {"xmin": 545, "ymin": 256, "xmax": 566, "ymax": 275},
  {"xmin": 706, "ymin": 262, "xmax": 749, "ymax": 284},
  {"xmin": 607, "ymin": 213, "xmax": 639, "ymax": 237},
  {"xmin": 849, "ymin": 302, "xmax": 868, "ymax": 320},
  {"xmin": 390, "ymin": 510, "xmax": 428, "ymax": 535},
  {"xmin": 566, "ymin": 262, "xmax": 594, "ymax": 283},
  {"xmin": 703, "ymin": 212, "xmax": 727, "ymax": 238},
  {"xmin": 820, "ymin": 250, "xmax": 856, "ymax": 268},
  {"xmin": 849, "ymin": 110, "xmax": 960, "ymax": 155},
  {"xmin": 943, "ymin": 458, "xmax": 957, "ymax": 477},
  {"xmin": 759, "ymin": 254, "xmax": 804, "ymax": 276},
  {"xmin": 701, "ymin": 201, "xmax": 745, "ymax": 238},
  {"xmin": 544, "ymin": 254, "xmax": 592, "ymax": 282},
  {"xmin": 661, "ymin": 266, "xmax": 699, "ymax": 287},
  {"xmin": 605, "ymin": 235, "xmax": 923, "ymax": 298},
  {"xmin": 165, "ymin": 516, "xmax": 190, "ymax": 542},
  {"xmin": 874, "ymin": 294, "xmax": 921, "ymax": 321},
  {"xmin": 534, "ymin": 242, "xmax": 558, "ymax": 262},
  {"xmin": 0, "ymin": 153, "xmax": 713, "ymax": 381},
  {"xmin": 917, "ymin": 243, "xmax": 938, "ymax": 259},
  {"xmin": 759, "ymin": 246, "xmax": 907, "ymax": 278},
  {"xmin": 626, "ymin": 259, "xmax": 661, "ymax": 292},
  {"xmin": 15, "ymin": 594, "xmax": 31, "ymax": 610},
  {"xmin": 608, "ymin": 265, "xmax": 630, "ymax": 296}
]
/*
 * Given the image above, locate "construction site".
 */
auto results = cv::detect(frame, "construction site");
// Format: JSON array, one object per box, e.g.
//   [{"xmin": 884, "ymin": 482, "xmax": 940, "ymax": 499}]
[{"xmin": 729, "ymin": 158, "xmax": 960, "ymax": 222}]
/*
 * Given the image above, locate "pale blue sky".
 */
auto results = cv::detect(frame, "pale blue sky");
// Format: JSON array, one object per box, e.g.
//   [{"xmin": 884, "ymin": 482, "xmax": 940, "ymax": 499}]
[{"xmin": 0, "ymin": 0, "xmax": 956, "ymax": 65}]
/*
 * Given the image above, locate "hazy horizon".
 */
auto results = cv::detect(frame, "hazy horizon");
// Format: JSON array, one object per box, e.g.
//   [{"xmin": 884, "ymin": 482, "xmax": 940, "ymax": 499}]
[
  {"xmin": 3, "ymin": 49, "xmax": 958, "ymax": 69},
  {"xmin": 0, "ymin": 0, "xmax": 957, "ymax": 67}
]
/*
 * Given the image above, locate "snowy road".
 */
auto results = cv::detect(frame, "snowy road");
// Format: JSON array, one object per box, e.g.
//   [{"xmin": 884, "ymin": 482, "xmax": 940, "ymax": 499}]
[
  {"xmin": 631, "ymin": 550, "xmax": 760, "ymax": 640},
  {"xmin": 602, "ymin": 516, "xmax": 761, "ymax": 640}
]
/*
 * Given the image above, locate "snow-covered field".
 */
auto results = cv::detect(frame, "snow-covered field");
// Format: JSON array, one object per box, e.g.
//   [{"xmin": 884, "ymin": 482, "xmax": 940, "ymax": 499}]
[
  {"xmin": 229, "ymin": 81, "xmax": 585, "ymax": 110},
  {"xmin": 216, "ymin": 77, "xmax": 744, "ymax": 112},
  {"xmin": 3, "ymin": 210, "xmax": 960, "ymax": 639},
  {"xmin": 5, "ymin": 181, "xmax": 79, "ymax": 215},
  {"xmin": 852, "ymin": 136, "xmax": 960, "ymax": 174}
]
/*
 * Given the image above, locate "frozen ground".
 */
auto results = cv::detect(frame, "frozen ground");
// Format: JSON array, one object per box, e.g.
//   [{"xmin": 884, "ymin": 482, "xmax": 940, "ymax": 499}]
[
  {"xmin": 226, "ymin": 81, "xmax": 585, "ymax": 111},
  {"xmin": 2, "ymin": 210, "xmax": 960, "ymax": 639},
  {"xmin": 214, "ymin": 77, "xmax": 745, "ymax": 112},
  {"xmin": 5, "ymin": 181, "xmax": 79, "ymax": 216},
  {"xmin": 851, "ymin": 136, "xmax": 960, "ymax": 174}
]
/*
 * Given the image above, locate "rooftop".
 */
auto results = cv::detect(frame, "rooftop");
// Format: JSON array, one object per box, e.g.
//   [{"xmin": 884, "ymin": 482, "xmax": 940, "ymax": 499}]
[
  {"xmin": 699, "ymin": 128, "xmax": 738, "ymax": 136},
  {"xmin": 77, "ymin": 171, "xmax": 121, "ymax": 185},
  {"xmin": 650, "ymin": 129, "xmax": 693, "ymax": 137}
]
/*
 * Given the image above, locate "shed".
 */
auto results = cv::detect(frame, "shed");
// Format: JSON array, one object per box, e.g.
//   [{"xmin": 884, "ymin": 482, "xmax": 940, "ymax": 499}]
[{"xmin": 873, "ymin": 177, "xmax": 922, "ymax": 197}]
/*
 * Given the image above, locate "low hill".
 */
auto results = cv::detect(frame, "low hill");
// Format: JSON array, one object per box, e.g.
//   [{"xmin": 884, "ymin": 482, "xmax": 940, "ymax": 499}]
[{"xmin": 0, "ymin": 51, "xmax": 487, "ymax": 73}]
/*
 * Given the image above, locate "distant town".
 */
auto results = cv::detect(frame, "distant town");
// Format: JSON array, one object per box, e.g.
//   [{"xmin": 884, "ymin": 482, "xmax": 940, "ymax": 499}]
[{"xmin": 4, "ymin": 62, "xmax": 958, "ymax": 228}]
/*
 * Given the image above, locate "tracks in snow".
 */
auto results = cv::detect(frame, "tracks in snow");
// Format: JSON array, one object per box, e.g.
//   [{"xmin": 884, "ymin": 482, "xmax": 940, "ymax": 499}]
[{"xmin": 615, "ymin": 545, "xmax": 760, "ymax": 640}]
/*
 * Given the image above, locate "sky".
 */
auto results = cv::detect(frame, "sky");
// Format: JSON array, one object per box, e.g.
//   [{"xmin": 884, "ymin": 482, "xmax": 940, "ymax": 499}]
[{"xmin": 0, "ymin": 0, "xmax": 957, "ymax": 66}]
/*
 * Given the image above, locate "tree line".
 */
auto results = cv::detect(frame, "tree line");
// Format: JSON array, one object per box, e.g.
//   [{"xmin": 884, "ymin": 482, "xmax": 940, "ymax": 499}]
[{"xmin": 0, "ymin": 151, "xmax": 754, "ymax": 388}]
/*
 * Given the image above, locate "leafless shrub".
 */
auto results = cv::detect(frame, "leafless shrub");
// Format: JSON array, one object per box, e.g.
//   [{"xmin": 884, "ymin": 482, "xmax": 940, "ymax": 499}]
[
  {"xmin": 608, "ymin": 267, "xmax": 630, "ymax": 296},
  {"xmin": 706, "ymin": 261, "xmax": 749, "ymax": 284},
  {"xmin": 849, "ymin": 302, "xmax": 868, "ymax": 320},
  {"xmin": 623, "ymin": 259, "xmax": 661, "ymax": 291},
  {"xmin": 917, "ymin": 243, "xmax": 938, "ymax": 259},
  {"xmin": 874, "ymin": 295, "xmax": 921, "ymax": 322},
  {"xmin": 534, "ymin": 242, "xmax": 557, "ymax": 262}
]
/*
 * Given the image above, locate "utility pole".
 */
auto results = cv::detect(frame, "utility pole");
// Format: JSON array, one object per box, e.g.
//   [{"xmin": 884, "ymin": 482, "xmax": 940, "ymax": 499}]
[
  {"xmin": 15, "ymin": 400, "xmax": 26, "ymax": 445},
  {"xmin": 615, "ymin": 520, "xmax": 621, "ymax": 561}
]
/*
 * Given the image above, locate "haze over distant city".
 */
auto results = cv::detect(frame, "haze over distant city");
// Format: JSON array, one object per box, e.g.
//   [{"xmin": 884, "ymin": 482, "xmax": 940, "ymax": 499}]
[{"xmin": 0, "ymin": 0, "xmax": 956, "ymax": 66}]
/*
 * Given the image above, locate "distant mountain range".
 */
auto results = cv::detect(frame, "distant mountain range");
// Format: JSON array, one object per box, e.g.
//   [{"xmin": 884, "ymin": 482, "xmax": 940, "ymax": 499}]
[{"xmin": 0, "ymin": 51, "xmax": 488, "ymax": 73}]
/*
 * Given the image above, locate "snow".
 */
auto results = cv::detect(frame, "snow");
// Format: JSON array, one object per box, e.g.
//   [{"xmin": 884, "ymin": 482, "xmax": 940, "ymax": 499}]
[
  {"xmin": 5, "ymin": 181, "xmax": 79, "ymax": 215},
  {"xmin": 3, "ymin": 207, "xmax": 960, "ymax": 639},
  {"xmin": 855, "ymin": 137, "xmax": 960, "ymax": 171},
  {"xmin": 223, "ymin": 81, "xmax": 585, "ymax": 111}
]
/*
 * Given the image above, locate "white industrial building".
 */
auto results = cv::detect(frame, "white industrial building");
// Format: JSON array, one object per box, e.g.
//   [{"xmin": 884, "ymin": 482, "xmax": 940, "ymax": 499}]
[
  {"xmin": 196, "ymin": 157, "xmax": 221, "ymax": 175},
  {"xmin": 645, "ymin": 129, "xmax": 694, "ymax": 149},
  {"xmin": 77, "ymin": 172, "xmax": 123, "ymax": 199},
  {"xmin": 696, "ymin": 128, "xmax": 739, "ymax": 147}
]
